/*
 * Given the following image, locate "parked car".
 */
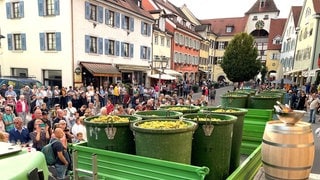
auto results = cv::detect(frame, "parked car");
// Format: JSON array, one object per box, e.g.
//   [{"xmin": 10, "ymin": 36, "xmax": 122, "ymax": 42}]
[{"xmin": 0, "ymin": 77, "xmax": 43, "ymax": 97}]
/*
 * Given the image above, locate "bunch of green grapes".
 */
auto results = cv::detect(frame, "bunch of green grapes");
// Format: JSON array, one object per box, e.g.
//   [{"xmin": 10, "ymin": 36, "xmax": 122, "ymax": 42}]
[
  {"xmin": 212, "ymin": 109, "xmax": 238, "ymax": 113},
  {"xmin": 167, "ymin": 107, "xmax": 189, "ymax": 111},
  {"xmin": 192, "ymin": 118, "xmax": 221, "ymax": 121},
  {"xmin": 90, "ymin": 115, "xmax": 130, "ymax": 123},
  {"xmin": 138, "ymin": 120, "xmax": 189, "ymax": 129}
]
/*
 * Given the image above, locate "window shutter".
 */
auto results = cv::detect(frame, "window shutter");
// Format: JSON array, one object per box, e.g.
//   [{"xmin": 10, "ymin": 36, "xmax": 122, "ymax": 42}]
[
  {"xmin": 97, "ymin": 6, "xmax": 103, "ymax": 23},
  {"xmin": 105, "ymin": 9, "xmax": 109, "ymax": 25},
  {"xmin": 115, "ymin": 41, "xmax": 120, "ymax": 56},
  {"xmin": 98, "ymin": 37, "xmax": 103, "ymax": 54},
  {"xmin": 147, "ymin": 24, "xmax": 151, "ymax": 36},
  {"xmin": 7, "ymin": 34, "xmax": 13, "ymax": 50},
  {"xmin": 225, "ymin": 41, "xmax": 228, "ymax": 48},
  {"xmin": 56, "ymin": 32, "xmax": 61, "ymax": 51},
  {"xmin": 39, "ymin": 33, "xmax": 45, "ymax": 51},
  {"xmin": 120, "ymin": 42, "xmax": 124, "ymax": 56},
  {"xmin": 6, "ymin": 2, "xmax": 11, "ymax": 19},
  {"xmin": 38, "ymin": 0, "xmax": 44, "ymax": 16},
  {"xmin": 147, "ymin": 47, "xmax": 150, "ymax": 60},
  {"xmin": 104, "ymin": 39, "xmax": 109, "ymax": 55},
  {"xmin": 140, "ymin": 22, "xmax": 144, "ymax": 35},
  {"xmin": 115, "ymin": 12, "xmax": 120, "ymax": 28},
  {"xmin": 121, "ymin": 14, "xmax": 125, "ymax": 29},
  {"xmin": 85, "ymin": 2, "xmax": 90, "ymax": 20},
  {"xmin": 54, "ymin": 0, "xmax": 60, "ymax": 15},
  {"xmin": 215, "ymin": 41, "xmax": 218, "ymax": 49},
  {"xmin": 140, "ymin": 46, "xmax": 143, "ymax": 59},
  {"xmin": 21, "ymin": 33, "xmax": 26, "ymax": 50},
  {"xmin": 19, "ymin": 1, "xmax": 24, "ymax": 18},
  {"xmin": 129, "ymin": 17, "xmax": 134, "ymax": 32},
  {"xmin": 85, "ymin": 35, "xmax": 90, "ymax": 53},
  {"xmin": 130, "ymin": 44, "xmax": 134, "ymax": 58}
]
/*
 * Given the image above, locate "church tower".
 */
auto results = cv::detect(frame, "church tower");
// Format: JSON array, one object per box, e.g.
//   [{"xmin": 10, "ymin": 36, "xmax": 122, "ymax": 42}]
[{"xmin": 244, "ymin": 0, "xmax": 280, "ymax": 64}]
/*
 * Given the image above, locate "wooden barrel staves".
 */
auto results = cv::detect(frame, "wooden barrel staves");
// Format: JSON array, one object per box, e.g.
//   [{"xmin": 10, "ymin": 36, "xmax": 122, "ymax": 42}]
[{"xmin": 262, "ymin": 121, "xmax": 315, "ymax": 180}]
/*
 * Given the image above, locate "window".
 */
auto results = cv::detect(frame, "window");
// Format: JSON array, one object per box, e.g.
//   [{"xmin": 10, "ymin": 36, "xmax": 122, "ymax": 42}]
[
  {"xmin": 263, "ymin": 15, "xmax": 269, "ymax": 20},
  {"xmin": 226, "ymin": 26, "xmax": 233, "ymax": 33},
  {"xmin": 140, "ymin": 46, "xmax": 147, "ymax": 59},
  {"xmin": 218, "ymin": 42, "xmax": 225, "ymax": 49},
  {"xmin": 121, "ymin": 42, "xmax": 133, "ymax": 57},
  {"xmin": 154, "ymin": 35, "xmax": 158, "ymax": 45},
  {"xmin": 122, "ymin": 15, "xmax": 134, "ymax": 31},
  {"xmin": 85, "ymin": 2, "xmax": 103, "ymax": 23},
  {"xmin": 166, "ymin": 37, "xmax": 170, "ymax": 47},
  {"xmin": 85, "ymin": 35, "xmax": 103, "ymax": 54},
  {"xmin": 38, "ymin": 0, "xmax": 60, "ymax": 16},
  {"xmin": 6, "ymin": 1, "xmax": 24, "ymax": 19},
  {"xmin": 123, "ymin": 43, "xmax": 129, "ymax": 57},
  {"xmin": 252, "ymin": 16, "xmax": 257, "ymax": 20},
  {"xmin": 7, "ymin": 33, "xmax": 26, "ymax": 51},
  {"xmin": 104, "ymin": 39, "xmax": 119, "ymax": 56},
  {"xmin": 160, "ymin": 36, "xmax": 164, "ymax": 46},
  {"xmin": 105, "ymin": 10, "xmax": 120, "ymax": 28},
  {"xmin": 107, "ymin": 10, "xmax": 114, "ymax": 26},
  {"xmin": 109, "ymin": 40, "xmax": 115, "ymax": 55},
  {"xmin": 89, "ymin": 4, "xmax": 96, "ymax": 21},
  {"xmin": 141, "ymin": 22, "xmax": 148, "ymax": 35},
  {"xmin": 40, "ymin": 32, "xmax": 62, "ymax": 51}
]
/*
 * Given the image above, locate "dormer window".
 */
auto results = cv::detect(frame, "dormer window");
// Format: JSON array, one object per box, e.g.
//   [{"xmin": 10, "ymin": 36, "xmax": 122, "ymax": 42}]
[
  {"xmin": 226, "ymin": 26, "xmax": 234, "ymax": 33},
  {"xmin": 253, "ymin": 16, "xmax": 258, "ymax": 20},
  {"xmin": 183, "ymin": 20, "xmax": 186, "ymax": 26},
  {"xmin": 263, "ymin": 15, "xmax": 269, "ymax": 20},
  {"xmin": 137, "ymin": 0, "xmax": 142, "ymax": 8},
  {"xmin": 260, "ymin": 0, "xmax": 266, "ymax": 8},
  {"xmin": 273, "ymin": 36, "xmax": 282, "ymax": 45}
]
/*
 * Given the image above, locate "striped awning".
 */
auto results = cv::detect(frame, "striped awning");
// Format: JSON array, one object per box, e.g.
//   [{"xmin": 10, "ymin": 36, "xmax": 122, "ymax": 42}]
[{"xmin": 81, "ymin": 62, "xmax": 121, "ymax": 77}]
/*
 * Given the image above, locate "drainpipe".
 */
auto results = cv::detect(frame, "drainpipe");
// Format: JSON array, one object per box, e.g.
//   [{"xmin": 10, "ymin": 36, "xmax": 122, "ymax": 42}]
[{"xmin": 71, "ymin": 0, "xmax": 75, "ymax": 88}]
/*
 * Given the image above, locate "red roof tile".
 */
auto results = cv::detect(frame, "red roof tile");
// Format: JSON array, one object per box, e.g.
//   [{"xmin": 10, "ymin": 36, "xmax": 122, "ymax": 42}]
[
  {"xmin": 313, "ymin": 0, "xmax": 320, "ymax": 14},
  {"xmin": 268, "ymin": 18, "xmax": 286, "ymax": 50},
  {"xmin": 107, "ymin": 0, "xmax": 153, "ymax": 19},
  {"xmin": 292, "ymin": 6, "xmax": 302, "ymax": 27},
  {"xmin": 245, "ymin": 0, "xmax": 279, "ymax": 15},
  {"xmin": 200, "ymin": 17, "xmax": 247, "ymax": 36}
]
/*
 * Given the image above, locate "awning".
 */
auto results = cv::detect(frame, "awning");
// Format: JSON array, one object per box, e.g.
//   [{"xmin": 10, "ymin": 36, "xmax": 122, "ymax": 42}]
[
  {"xmin": 283, "ymin": 68, "xmax": 308, "ymax": 75},
  {"xmin": 148, "ymin": 74, "xmax": 176, "ymax": 80},
  {"xmin": 81, "ymin": 62, "xmax": 121, "ymax": 77},
  {"xmin": 302, "ymin": 68, "xmax": 320, "ymax": 77},
  {"xmin": 157, "ymin": 69, "xmax": 182, "ymax": 76},
  {"xmin": 198, "ymin": 68, "xmax": 208, "ymax": 73},
  {"xmin": 118, "ymin": 65, "xmax": 149, "ymax": 71}
]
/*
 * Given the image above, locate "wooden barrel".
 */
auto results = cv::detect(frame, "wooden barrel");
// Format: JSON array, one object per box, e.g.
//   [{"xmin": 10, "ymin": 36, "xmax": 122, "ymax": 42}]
[{"xmin": 262, "ymin": 121, "xmax": 315, "ymax": 180}]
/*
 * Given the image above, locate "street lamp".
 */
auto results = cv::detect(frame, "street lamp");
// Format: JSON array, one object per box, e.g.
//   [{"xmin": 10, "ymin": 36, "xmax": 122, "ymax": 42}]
[{"xmin": 153, "ymin": 55, "xmax": 169, "ymax": 87}]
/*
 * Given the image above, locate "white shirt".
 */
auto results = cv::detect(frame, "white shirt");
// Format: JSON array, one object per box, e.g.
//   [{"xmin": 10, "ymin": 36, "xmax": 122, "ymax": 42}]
[{"xmin": 72, "ymin": 123, "xmax": 87, "ymax": 141}]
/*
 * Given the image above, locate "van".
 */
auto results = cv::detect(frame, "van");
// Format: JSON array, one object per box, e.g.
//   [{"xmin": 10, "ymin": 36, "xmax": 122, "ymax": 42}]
[{"xmin": 0, "ymin": 77, "xmax": 43, "ymax": 96}]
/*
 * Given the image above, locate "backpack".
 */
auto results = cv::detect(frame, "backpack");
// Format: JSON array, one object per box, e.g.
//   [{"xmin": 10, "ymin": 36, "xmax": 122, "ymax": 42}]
[{"xmin": 41, "ymin": 139, "xmax": 58, "ymax": 165}]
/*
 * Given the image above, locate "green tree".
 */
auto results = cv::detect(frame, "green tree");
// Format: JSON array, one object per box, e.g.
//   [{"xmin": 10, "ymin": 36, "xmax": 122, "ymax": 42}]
[{"xmin": 221, "ymin": 32, "xmax": 261, "ymax": 84}]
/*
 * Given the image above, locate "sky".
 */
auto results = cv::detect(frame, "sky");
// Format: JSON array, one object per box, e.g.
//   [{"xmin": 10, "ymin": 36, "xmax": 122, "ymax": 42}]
[{"xmin": 168, "ymin": 0, "xmax": 304, "ymax": 19}]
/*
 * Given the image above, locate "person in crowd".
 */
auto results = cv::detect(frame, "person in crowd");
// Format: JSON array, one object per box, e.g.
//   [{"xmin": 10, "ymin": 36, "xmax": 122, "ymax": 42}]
[
  {"xmin": 0, "ymin": 94, "xmax": 6, "ymax": 112},
  {"xmin": 78, "ymin": 92, "xmax": 88, "ymax": 108},
  {"xmin": 108, "ymin": 85, "xmax": 114, "ymax": 104},
  {"xmin": 86, "ymin": 86, "xmax": 95, "ymax": 103},
  {"xmin": 27, "ymin": 109, "xmax": 43, "ymax": 133},
  {"xmin": 35, "ymin": 87, "xmax": 44, "ymax": 107},
  {"xmin": 5, "ymin": 85, "xmax": 17, "ymax": 100},
  {"xmin": 41, "ymin": 86, "xmax": 48, "ymax": 107},
  {"xmin": 71, "ymin": 116, "xmax": 87, "ymax": 141},
  {"xmin": 3, "ymin": 106, "xmax": 16, "ymax": 132},
  {"xmin": 51, "ymin": 128, "xmax": 70, "ymax": 179},
  {"xmin": 0, "ymin": 112, "xmax": 5, "ymax": 132},
  {"xmin": 29, "ymin": 95, "xmax": 37, "ymax": 114},
  {"xmin": 67, "ymin": 86, "xmax": 75, "ymax": 103},
  {"xmin": 78, "ymin": 105, "xmax": 87, "ymax": 117},
  {"xmin": 16, "ymin": 95, "xmax": 29, "ymax": 126},
  {"xmin": 93, "ymin": 94, "xmax": 101, "ymax": 113},
  {"xmin": 106, "ymin": 99, "xmax": 114, "ymax": 115},
  {"xmin": 209, "ymin": 86, "xmax": 216, "ymax": 105},
  {"xmin": 29, "ymin": 119, "xmax": 50, "ymax": 151},
  {"xmin": 46, "ymin": 86, "xmax": 53, "ymax": 109},
  {"xmin": 40, "ymin": 102, "xmax": 49, "ymax": 114},
  {"xmin": 87, "ymin": 102, "xmax": 97, "ymax": 116},
  {"xmin": 5, "ymin": 95, "xmax": 16, "ymax": 113},
  {"xmin": 20, "ymin": 85, "xmax": 32, "ymax": 108},
  {"xmin": 100, "ymin": 107, "xmax": 108, "ymax": 116},
  {"xmin": 98, "ymin": 86, "xmax": 106, "ymax": 107},
  {"xmin": 60, "ymin": 87, "xmax": 67, "ymax": 109},
  {"xmin": 41, "ymin": 111, "xmax": 52, "ymax": 137},
  {"xmin": 57, "ymin": 120, "xmax": 73, "ymax": 146},
  {"xmin": 297, "ymin": 91, "xmax": 307, "ymax": 110},
  {"xmin": 123, "ymin": 91, "xmax": 131, "ymax": 108},
  {"xmin": 53, "ymin": 109, "xmax": 67, "ymax": 129},
  {"xmin": 113, "ymin": 104, "xmax": 127, "ymax": 115},
  {"xmin": 53, "ymin": 86, "xmax": 61, "ymax": 106},
  {"xmin": 65, "ymin": 101, "xmax": 77, "ymax": 128},
  {"xmin": 71, "ymin": 94, "xmax": 80, "ymax": 110},
  {"xmin": 9, "ymin": 117, "xmax": 30, "ymax": 144},
  {"xmin": 308, "ymin": 93, "xmax": 320, "ymax": 124},
  {"xmin": 113, "ymin": 84, "xmax": 120, "ymax": 104},
  {"xmin": 0, "ymin": 84, "xmax": 7, "ymax": 98},
  {"xmin": 74, "ymin": 132, "xmax": 85, "ymax": 143},
  {"xmin": 0, "ymin": 131, "xmax": 9, "ymax": 142}
]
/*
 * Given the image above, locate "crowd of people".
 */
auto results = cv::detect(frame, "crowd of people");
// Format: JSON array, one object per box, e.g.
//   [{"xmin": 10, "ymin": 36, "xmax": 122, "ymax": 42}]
[{"xmin": 0, "ymin": 81, "xmax": 217, "ymax": 179}]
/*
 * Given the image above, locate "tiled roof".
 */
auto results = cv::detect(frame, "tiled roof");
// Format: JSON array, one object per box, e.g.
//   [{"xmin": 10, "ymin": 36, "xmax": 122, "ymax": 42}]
[
  {"xmin": 314, "ymin": 0, "xmax": 320, "ymax": 14},
  {"xmin": 154, "ymin": 0, "xmax": 181, "ymax": 15},
  {"xmin": 107, "ymin": 0, "xmax": 153, "ymax": 19},
  {"xmin": 245, "ymin": 0, "xmax": 279, "ymax": 15},
  {"xmin": 200, "ymin": 17, "xmax": 247, "ymax": 36},
  {"xmin": 268, "ymin": 18, "xmax": 286, "ymax": 50},
  {"xmin": 291, "ymin": 6, "xmax": 302, "ymax": 27}
]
